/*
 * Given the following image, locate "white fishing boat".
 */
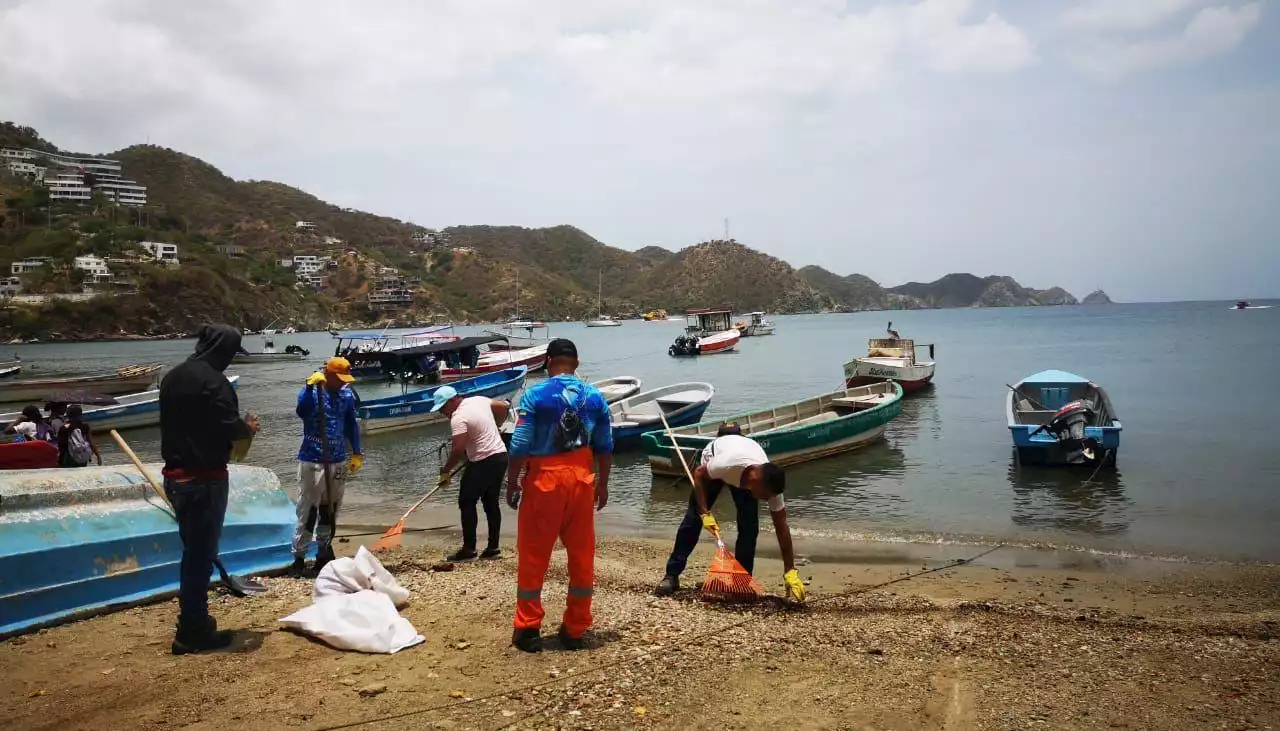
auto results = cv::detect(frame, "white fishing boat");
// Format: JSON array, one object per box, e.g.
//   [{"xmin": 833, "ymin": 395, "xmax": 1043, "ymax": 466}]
[
  {"xmin": 734, "ymin": 311, "xmax": 776, "ymax": 337},
  {"xmin": 0, "ymin": 364, "xmax": 162, "ymax": 404},
  {"xmin": 842, "ymin": 322, "xmax": 936, "ymax": 393},
  {"xmin": 232, "ymin": 337, "xmax": 310, "ymax": 364},
  {"xmin": 442, "ymin": 343, "xmax": 548, "ymax": 381},
  {"xmin": 609, "ymin": 382, "xmax": 715, "ymax": 445},
  {"xmin": 590, "ymin": 376, "xmax": 641, "ymax": 404},
  {"xmin": 485, "ymin": 322, "xmax": 548, "ymax": 350},
  {"xmin": 668, "ymin": 309, "xmax": 740, "ymax": 356}
]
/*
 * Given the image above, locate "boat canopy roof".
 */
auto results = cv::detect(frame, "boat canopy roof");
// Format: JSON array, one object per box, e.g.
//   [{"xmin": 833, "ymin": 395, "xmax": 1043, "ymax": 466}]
[
  {"xmin": 374, "ymin": 334, "xmax": 506, "ymax": 363},
  {"xmin": 1019, "ymin": 369, "xmax": 1090, "ymax": 385},
  {"xmin": 685, "ymin": 307, "xmax": 732, "ymax": 316},
  {"xmin": 333, "ymin": 332, "xmax": 390, "ymax": 341}
]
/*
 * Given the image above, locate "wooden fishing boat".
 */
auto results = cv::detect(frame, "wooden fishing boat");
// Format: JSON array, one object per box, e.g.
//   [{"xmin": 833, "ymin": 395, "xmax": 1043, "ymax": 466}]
[
  {"xmin": 643, "ymin": 382, "xmax": 903, "ymax": 476},
  {"xmin": 591, "ymin": 376, "xmax": 641, "ymax": 404},
  {"xmin": 0, "ymin": 364, "xmax": 161, "ymax": 404},
  {"xmin": 0, "ymin": 376, "xmax": 240, "ymax": 435},
  {"xmin": 1007, "ymin": 370, "xmax": 1121, "ymax": 467},
  {"xmin": 0, "ymin": 464, "xmax": 295, "ymax": 637},
  {"xmin": 483, "ymin": 322, "xmax": 548, "ymax": 350},
  {"xmin": 669, "ymin": 308, "xmax": 740, "ymax": 356},
  {"xmin": 843, "ymin": 324, "xmax": 936, "ymax": 392},
  {"xmin": 357, "ymin": 367, "xmax": 527, "ymax": 436},
  {"xmin": 333, "ymin": 332, "xmax": 393, "ymax": 380},
  {"xmin": 0, "ymin": 364, "xmax": 21, "ymax": 379},
  {"xmin": 734, "ymin": 312, "xmax": 776, "ymax": 337},
  {"xmin": 610, "ymin": 382, "xmax": 714, "ymax": 446}
]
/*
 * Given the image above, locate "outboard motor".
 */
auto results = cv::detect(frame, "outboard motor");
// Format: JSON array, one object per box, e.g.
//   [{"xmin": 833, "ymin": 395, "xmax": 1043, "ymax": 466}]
[
  {"xmin": 285, "ymin": 344, "xmax": 311, "ymax": 356},
  {"xmin": 1032, "ymin": 400, "xmax": 1100, "ymax": 462},
  {"xmin": 668, "ymin": 334, "xmax": 701, "ymax": 357}
]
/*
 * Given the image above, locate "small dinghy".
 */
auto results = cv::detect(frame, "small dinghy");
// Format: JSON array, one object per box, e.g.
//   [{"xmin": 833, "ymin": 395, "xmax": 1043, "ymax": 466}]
[
  {"xmin": 1007, "ymin": 370, "xmax": 1121, "ymax": 467},
  {"xmin": 609, "ymin": 382, "xmax": 714, "ymax": 446},
  {"xmin": 590, "ymin": 376, "xmax": 641, "ymax": 404}
]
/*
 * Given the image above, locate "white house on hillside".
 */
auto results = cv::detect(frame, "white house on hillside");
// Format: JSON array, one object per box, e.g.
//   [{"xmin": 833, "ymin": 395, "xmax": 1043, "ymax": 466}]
[
  {"xmin": 139, "ymin": 241, "xmax": 179, "ymax": 266},
  {"xmin": 74, "ymin": 255, "xmax": 113, "ymax": 284}
]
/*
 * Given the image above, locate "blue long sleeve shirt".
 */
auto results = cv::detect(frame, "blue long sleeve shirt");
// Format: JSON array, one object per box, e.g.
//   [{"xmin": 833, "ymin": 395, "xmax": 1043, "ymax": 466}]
[
  {"xmin": 296, "ymin": 385, "xmax": 362, "ymax": 463},
  {"xmin": 509, "ymin": 374, "xmax": 613, "ymax": 457}
]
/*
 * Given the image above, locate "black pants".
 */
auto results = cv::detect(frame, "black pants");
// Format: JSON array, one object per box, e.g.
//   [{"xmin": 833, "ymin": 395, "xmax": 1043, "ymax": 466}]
[
  {"xmin": 163, "ymin": 476, "xmax": 229, "ymax": 631},
  {"xmin": 459, "ymin": 453, "xmax": 506, "ymax": 551},
  {"xmin": 664, "ymin": 479, "xmax": 760, "ymax": 578}
]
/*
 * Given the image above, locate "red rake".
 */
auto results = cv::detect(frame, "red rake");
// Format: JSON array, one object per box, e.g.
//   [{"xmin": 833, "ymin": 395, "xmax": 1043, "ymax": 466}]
[{"xmin": 370, "ymin": 481, "xmax": 447, "ymax": 552}]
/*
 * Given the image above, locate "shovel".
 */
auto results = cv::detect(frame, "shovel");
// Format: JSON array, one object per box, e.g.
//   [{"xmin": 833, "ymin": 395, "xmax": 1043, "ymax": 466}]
[{"xmin": 109, "ymin": 430, "xmax": 267, "ymax": 597}]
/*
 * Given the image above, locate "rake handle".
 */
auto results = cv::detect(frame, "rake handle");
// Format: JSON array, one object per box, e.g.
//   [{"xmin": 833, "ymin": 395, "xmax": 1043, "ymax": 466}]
[
  {"xmin": 656, "ymin": 410, "xmax": 721, "ymax": 542},
  {"xmin": 110, "ymin": 429, "xmax": 169, "ymax": 506}
]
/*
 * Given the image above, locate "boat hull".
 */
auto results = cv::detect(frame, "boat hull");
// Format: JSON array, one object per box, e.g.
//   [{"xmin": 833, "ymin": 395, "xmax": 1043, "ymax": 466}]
[
  {"xmin": 614, "ymin": 401, "xmax": 710, "ymax": 446},
  {"xmin": 609, "ymin": 382, "xmax": 715, "ymax": 448},
  {"xmin": 0, "ymin": 464, "xmax": 296, "ymax": 638},
  {"xmin": 440, "ymin": 346, "xmax": 547, "ymax": 381},
  {"xmin": 1006, "ymin": 371, "xmax": 1122, "ymax": 467},
  {"xmin": 0, "ymin": 377, "xmax": 239, "ymax": 435},
  {"xmin": 0, "ymin": 370, "xmax": 161, "ymax": 403},
  {"xmin": 843, "ymin": 357, "xmax": 936, "ymax": 392},
  {"xmin": 644, "ymin": 383, "xmax": 903, "ymax": 476},
  {"xmin": 231, "ymin": 353, "xmax": 306, "ymax": 364},
  {"xmin": 358, "ymin": 367, "xmax": 527, "ymax": 436}
]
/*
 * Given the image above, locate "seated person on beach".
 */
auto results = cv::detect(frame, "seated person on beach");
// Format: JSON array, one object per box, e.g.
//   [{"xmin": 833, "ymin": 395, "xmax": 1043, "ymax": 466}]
[
  {"xmin": 6, "ymin": 405, "xmax": 53, "ymax": 443},
  {"xmin": 654, "ymin": 432, "xmax": 806, "ymax": 603}
]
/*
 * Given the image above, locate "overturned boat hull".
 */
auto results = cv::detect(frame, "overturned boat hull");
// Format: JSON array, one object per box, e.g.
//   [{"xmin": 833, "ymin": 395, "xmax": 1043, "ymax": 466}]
[{"xmin": 0, "ymin": 464, "xmax": 296, "ymax": 638}]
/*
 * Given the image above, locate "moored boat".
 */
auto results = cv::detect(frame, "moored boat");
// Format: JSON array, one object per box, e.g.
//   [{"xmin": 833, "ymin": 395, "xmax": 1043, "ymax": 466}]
[
  {"xmin": 333, "ymin": 332, "xmax": 393, "ymax": 380},
  {"xmin": 734, "ymin": 311, "xmax": 776, "ymax": 337},
  {"xmin": 441, "ymin": 343, "xmax": 548, "ymax": 381},
  {"xmin": 0, "ymin": 364, "xmax": 20, "ymax": 379},
  {"xmin": 0, "ymin": 364, "xmax": 162, "ymax": 404},
  {"xmin": 641, "ymin": 309, "xmax": 668, "ymax": 321},
  {"xmin": 584, "ymin": 272, "xmax": 623, "ymax": 327},
  {"xmin": 585, "ymin": 316, "xmax": 622, "ymax": 328},
  {"xmin": 1007, "ymin": 370, "xmax": 1121, "ymax": 467},
  {"xmin": 668, "ymin": 308, "xmax": 740, "ymax": 356},
  {"xmin": 232, "ymin": 341, "xmax": 310, "ymax": 364},
  {"xmin": 590, "ymin": 376, "xmax": 641, "ymax": 404},
  {"xmin": 609, "ymin": 382, "xmax": 714, "ymax": 446},
  {"xmin": 0, "ymin": 375, "xmax": 240, "ymax": 435},
  {"xmin": 357, "ymin": 367, "xmax": 527, "ymax": 436},
  {"xmin": 843, "ymin": 322, "xmax": 936, "ymax": 392},
  {"xmin": 0, "ymin": 464, "xmax": 295, "ymax": 637},
  {"xmin": 483, "ymin": 323, "xmax": 548, "ymax": 350},
  {"xmin": 644, "ymin": 382, "xmax": 903, "ymax": 476}
]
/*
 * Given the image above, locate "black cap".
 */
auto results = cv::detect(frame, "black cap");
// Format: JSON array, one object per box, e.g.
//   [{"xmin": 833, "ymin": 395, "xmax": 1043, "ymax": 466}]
[{"xmin": 546, "ymin": 338, "xmax": 578, "ymax": 359}]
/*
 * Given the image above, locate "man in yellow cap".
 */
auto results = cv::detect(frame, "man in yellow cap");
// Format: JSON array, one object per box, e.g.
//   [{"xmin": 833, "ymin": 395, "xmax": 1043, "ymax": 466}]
[{"xmin": 292, "ymin": 357, "xmax": 364, "ymax": 574}]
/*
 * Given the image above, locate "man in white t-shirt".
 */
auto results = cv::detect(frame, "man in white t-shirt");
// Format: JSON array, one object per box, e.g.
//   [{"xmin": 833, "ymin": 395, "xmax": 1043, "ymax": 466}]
[
  {"xmin": 655, "ymin": 431, "xmax": 806, "ymax": 602},
  {"xmin": 432, "ymin": 385, "xmax": 511, "ymax": 562}
]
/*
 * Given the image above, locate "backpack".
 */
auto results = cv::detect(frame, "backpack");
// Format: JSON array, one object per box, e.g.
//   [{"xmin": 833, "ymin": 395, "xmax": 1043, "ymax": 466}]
[{"xmin": 67, "ymin": 425, "xmax": 93, "ymax": 466}]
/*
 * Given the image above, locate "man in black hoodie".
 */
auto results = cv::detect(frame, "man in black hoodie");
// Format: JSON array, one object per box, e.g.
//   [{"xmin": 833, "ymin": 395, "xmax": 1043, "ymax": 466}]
[{"xmin": 160, "ymin": 324, "xmax": 260, "ymax": 654}]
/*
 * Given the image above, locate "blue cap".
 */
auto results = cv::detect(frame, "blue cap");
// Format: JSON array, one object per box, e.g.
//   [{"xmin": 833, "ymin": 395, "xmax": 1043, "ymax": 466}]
[{"xmin": 429, "ymin": 385, "xmax": 459, "ymax": 413}]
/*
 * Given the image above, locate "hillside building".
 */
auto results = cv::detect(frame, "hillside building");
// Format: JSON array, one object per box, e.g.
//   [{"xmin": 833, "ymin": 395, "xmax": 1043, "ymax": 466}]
[
  {"xmin": 10, "ymin": 257, "xmax": 52, "ymax": 275},
  {"xmin": 295, "ymin": 221, "xmax": 316, "ymax": 231},
  {"xmin": 74, "ymin": 255, "xmax": 113, "ymax": 284},
  {"xmin": 140, "ymin": 241, "xmax": 179, "ymax": 266},
  {"xmin": 0, "ymin": 147, "xmax": 147, "ymax": 206},
  {"xmin": 368, "ymin": 268, "xmax": 414, "ymax": 311},
  {"xmin": 214, "ymin": 244, "xmax": 246, "ymax": 258},
  {"xmin": 0, "ymin": 277, "xmax": 23, "ymax": 297}
]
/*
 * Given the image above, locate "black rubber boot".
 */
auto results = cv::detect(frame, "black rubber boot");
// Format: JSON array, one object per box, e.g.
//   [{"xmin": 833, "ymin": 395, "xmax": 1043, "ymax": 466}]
[
  {"xmin": 557, "ymin": 625, "xmax": 584, "ymax": 651},
  {"xmin": 654, "ymin": 575, "xmax": 679, "ymax": 597},
  {"xmin": 314, "ymin": 545, "xmax": 336, "ymax": 574},
  {"xmin": 511, "ymin": 627, "xmax": 542, "ymax": 653},
  {"xmin": 479, "ymin": 547, "xmax": 502, "ymax": 560},
  {"xmin": 288, "ymin": 556, "xmax": 307, "ymax": 577}
]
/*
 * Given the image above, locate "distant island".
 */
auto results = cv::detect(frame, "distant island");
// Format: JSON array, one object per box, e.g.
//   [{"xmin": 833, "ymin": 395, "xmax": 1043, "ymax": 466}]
[
  {"xmin": 1082, "ymin": 290, "xmax": 1114, "ymax": 305},
  {"xmin": 2, "ymin": 120, "xmax": 1102, "ymax": 341}
]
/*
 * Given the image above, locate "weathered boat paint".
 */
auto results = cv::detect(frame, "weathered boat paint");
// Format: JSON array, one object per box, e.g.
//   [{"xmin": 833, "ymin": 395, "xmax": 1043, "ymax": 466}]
[{"xmin": 0, "ymin": 464, "xmax": 296, "ymax": 637}]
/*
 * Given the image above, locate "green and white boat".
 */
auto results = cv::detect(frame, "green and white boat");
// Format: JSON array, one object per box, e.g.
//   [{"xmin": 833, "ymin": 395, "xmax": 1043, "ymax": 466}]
[{"xmin": 642, "ymin": 382, "xmax": 903, "ymax": 477}]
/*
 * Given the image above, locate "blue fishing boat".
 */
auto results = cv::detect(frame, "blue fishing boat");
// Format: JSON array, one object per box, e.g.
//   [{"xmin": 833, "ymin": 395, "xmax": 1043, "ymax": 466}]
[
  {"xmin": 609, "ymin": 382, "xmax": 714, "ymax": 447},
  {"xmin": 0, "ymin": 376, "xmax": 240, "ymax": 436},
  {"xmin": 0, "ymin": 464, "xmax": 296, "ymax": 638},
  {"xmin": 357, "ymin": 366, "xmax": 527, "ymax": 436},
  {"xmin": 1007, "ymin": 370, "xmax": 1122, "ymax": 467}
]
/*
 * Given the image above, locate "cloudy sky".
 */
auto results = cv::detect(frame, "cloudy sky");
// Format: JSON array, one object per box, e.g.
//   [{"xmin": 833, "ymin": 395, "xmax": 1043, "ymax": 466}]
[{"xmin": 1, "ymin": 0, "xmax": 1276, "ymax": 301}]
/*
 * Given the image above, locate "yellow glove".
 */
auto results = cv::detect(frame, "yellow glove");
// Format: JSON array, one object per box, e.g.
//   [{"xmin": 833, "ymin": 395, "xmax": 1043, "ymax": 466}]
[
  {"xmin": 306, "ymin": 371, "xmax": 326, "ymax": 386},
  {"xmin": 700, "ymin": 512, "xmax": 720, "ymax": 536},
  {"xmin": 348, "ymin": 454, "xmax": 364, "ymax": 473},
  {"xmin": 436, "ymin": 471, "xmax": 452, "ymax": 488},
  {"xmin": 784, "ymin": 569, "xmax": 806, "ymax": 603}
]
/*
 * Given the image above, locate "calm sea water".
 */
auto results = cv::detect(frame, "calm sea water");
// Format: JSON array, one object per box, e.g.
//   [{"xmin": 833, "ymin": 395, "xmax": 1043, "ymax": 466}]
[{"xmin": 13, "ymin": 302, "xmax": 1279, "ymax": 563}]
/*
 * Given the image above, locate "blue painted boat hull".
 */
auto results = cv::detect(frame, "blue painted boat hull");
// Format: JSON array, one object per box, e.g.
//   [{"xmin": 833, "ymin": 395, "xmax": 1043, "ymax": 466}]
[
  {"xmin": 1007, "ymin": 370, "xmax": 1122, "ymax": 467},
  {"xmin": 612, "ymin": 400, "xmax": 711, "ymax": 447},
  {"xmin": 358, "ymin": 367, "xmax": 527, "ymax": 435},
  {"xmin": 0, "ymin": 465, "xmax": 296, "ymax": 638}
]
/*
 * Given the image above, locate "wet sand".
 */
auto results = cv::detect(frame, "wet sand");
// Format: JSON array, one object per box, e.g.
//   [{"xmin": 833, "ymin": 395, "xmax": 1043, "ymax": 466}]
[{"xmin": 2, "ymin": 530, "xmax": 1278, "ymax": 730}]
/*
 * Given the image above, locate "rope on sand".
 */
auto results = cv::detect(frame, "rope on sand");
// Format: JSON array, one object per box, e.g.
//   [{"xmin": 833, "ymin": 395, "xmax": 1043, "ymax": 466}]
[{"xmin": 308, "ymin": 543, "xmax": 1006, "ymax": 731}]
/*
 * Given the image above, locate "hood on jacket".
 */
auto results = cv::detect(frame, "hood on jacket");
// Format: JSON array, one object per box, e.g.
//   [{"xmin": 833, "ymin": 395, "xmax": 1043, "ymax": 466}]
[{"xmin": 189, "ymin": 324, "xmax": 243, "ymax": 372}]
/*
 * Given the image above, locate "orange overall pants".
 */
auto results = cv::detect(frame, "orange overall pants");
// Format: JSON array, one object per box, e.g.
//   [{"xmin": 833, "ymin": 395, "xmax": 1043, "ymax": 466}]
[{"xmin": 514, "ymin": 448, "xmax": 597, "ymax": 638}]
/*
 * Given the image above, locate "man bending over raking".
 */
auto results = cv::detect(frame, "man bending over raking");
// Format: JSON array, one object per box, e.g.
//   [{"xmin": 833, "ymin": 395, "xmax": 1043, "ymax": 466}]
[{"xmin": 654, "ymin": 433, "xmax": 806, "ymax": 603}]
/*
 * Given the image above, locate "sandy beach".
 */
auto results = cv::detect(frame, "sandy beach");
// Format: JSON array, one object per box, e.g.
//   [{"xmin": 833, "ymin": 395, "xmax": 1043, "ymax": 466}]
[{"xmin": 2, "ymin": 529, "xmax": 1278, "ymax": 731}]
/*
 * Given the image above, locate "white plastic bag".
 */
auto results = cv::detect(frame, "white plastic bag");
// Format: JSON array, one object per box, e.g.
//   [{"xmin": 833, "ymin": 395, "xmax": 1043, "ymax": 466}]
[
  {"xmin": 280, "ymin": 590, "xmax": 424, "ymax": 654},
  {"xmin": 314, "ymin": 545, "xmax": 410, "ymax": 608}
]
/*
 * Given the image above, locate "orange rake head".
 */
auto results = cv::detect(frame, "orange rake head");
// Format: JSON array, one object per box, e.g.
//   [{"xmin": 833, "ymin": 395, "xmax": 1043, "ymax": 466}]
[
  {"xmin": 369, "ymin": 520, "xmax": 406, "ymax": 552},
  {"xmin": 701, "ymin": 542, "xmax": 764, "ymax": 602}
]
